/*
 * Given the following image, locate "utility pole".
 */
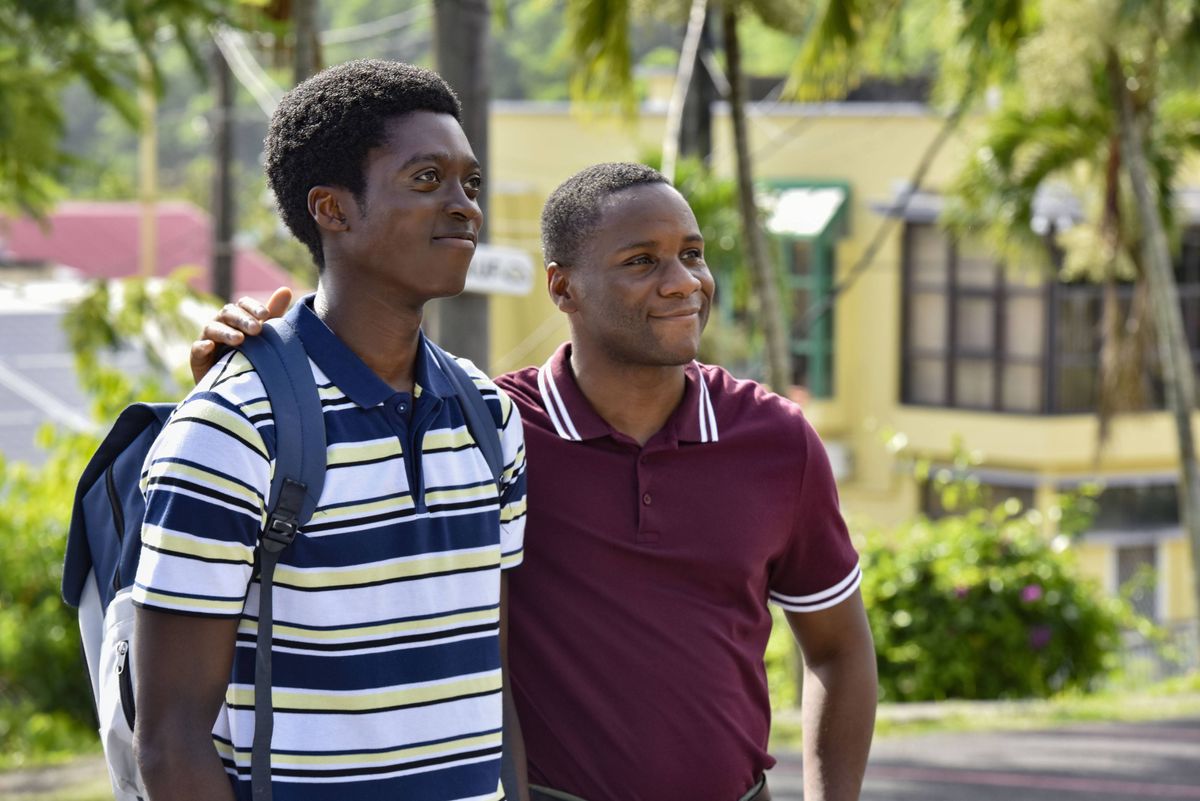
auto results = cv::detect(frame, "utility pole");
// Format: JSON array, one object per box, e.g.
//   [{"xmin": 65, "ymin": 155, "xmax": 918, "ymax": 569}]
[
  {"xmin": 211, "ymin": 42, "xmax": 235, "ymax": 301},
  {"xmin": 679, "ymin": 6, "xmax": 715, "ymax": 164},
  {"xmin": 137, "ymin": 52, "xmax": 158, "ymax": 278},
  {"xmin": 293, "ymin": 0, "xmax": 320, "ymax": 83},
  {"xmin": 431, "ymin": 0, "xmax": 491, "ymax": 371}
]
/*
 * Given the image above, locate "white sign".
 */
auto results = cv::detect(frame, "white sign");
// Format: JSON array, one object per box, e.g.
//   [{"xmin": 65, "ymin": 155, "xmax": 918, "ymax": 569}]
[{"xmin": 464, "ymin": 244, "xmax": 535, "ymax": 296}]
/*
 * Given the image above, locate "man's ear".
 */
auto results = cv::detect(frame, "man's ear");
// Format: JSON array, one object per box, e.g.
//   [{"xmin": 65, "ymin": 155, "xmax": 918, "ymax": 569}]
[
  {"xmin": 308, "ymin": 186, "xmax": 351, "ymax": 232},
  {"xmin": 546, "ymin": 262, "xmax": 579, "ymax": 313}
]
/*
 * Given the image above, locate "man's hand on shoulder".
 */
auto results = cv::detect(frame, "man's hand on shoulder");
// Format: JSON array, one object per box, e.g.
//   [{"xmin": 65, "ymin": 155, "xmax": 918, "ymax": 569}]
[{"xmin": 190, "ymin": 287, "xmax": 292, "ymax": 384}]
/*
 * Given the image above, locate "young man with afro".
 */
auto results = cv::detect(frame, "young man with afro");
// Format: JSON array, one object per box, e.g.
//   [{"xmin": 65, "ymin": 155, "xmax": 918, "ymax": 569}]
[
  {"xmin": 198, "ymin": 159, "xmax": 876, "ymax": 798},
  {"xmin": 135, "ymin": 60, "xmax": 529, "ymax": 801}
]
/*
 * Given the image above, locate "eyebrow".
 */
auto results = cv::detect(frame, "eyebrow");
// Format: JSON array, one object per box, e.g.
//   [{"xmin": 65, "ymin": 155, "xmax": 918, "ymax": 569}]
[
  {"xmin": 398, "ymin": 151, "xmax": 481, "ymax": 171},
  {"xmin": 614, "ymin": 233, "xmax": 704, "ymax": 252}
]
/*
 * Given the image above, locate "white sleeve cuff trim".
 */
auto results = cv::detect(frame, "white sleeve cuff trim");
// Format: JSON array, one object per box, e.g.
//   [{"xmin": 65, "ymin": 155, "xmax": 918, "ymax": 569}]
[{"xmin": 770, "ymin": 562, "xmax": 862, "ymax": 613}]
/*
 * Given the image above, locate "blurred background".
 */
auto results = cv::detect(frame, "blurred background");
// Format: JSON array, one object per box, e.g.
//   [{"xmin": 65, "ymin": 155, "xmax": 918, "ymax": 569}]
[{"xmin": 2, "ymin": 0, "xmax": 1199, "ymax": 796}]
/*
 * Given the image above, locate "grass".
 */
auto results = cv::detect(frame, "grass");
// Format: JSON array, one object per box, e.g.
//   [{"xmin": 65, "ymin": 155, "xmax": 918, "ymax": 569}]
[
  {"xmin": 771, "ymin": 671, "xmax": 1200, "ymax": 747},
  {"xmin": 4, "ymin": 777, "xmax": 113, "ymax": 801}
]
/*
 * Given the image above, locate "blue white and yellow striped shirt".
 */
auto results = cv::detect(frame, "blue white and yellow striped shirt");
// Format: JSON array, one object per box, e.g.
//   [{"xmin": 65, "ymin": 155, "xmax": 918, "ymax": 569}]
[{"xmin": 133, "ymin": 299, "xmax": 526, "ymax": 801}]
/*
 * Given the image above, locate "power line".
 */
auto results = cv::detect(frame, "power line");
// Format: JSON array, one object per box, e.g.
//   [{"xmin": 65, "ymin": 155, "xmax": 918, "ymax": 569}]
[
  {"xmin": 212, "ymin": 25, "xmax": 281, "ymax": 118},
  {"xmin": 320, "ymin": 6, "xmax": 431, "ymax": 46}
]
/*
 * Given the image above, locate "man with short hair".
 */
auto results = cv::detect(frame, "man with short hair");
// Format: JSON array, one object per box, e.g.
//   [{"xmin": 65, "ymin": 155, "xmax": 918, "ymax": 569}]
[
  {"xmin": 137, "ymin": 60, "xmax": 528, "ymax": 801},
  {"xmin": 197, "ymin": 162, "xmax": 876, "ymax": 801}
]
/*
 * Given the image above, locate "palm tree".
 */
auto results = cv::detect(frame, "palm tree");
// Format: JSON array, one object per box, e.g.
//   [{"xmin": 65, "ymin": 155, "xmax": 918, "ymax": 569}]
[
  {"xmin": 564, "ymin": 1, "xmax": 797, "ymax": 389},
  {"xmin": 942, "ymin": 0, "xmax": 1200, "ymax": 628}
]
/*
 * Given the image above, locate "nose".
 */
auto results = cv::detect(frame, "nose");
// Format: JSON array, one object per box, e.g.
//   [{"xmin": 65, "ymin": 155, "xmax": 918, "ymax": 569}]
[
  {"xmin": 659, "ymin": 256, "xmax": 706, "ymax": 298},
  {"xmin": 445, "ymin": 182, "xmax": 483, "ymax": 228}
]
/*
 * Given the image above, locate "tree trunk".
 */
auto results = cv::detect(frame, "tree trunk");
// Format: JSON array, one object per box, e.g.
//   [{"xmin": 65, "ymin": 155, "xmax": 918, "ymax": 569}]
[
  {"xmin": 661, "ymin": 0, "xmax": 708, "ymax": 183},
  {"xmin": 721, "ymin": 6, "xmax": 790, "ymax": 391},
  {"xmin": 211, "ymin": 42, "xmax": 235, "ymax": 301},
  {"xmin": 679, "ymin": 7, "xmax": 715, "ymax": 163},
  {"xmin": 431, "ymin": 0, "xmax": 491, "ymax": 371},
  {"xmin": 1108, "ymin": 49, "xmax": 1200, "ymax": 633},
  {"xmin": 292, "ymin": 0, "xmax": 320, "ymax": 83}
]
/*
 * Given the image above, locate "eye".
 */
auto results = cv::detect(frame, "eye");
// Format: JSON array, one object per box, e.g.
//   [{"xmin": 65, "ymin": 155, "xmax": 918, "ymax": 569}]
[
  {"xmin": 464, "ymin": 174, "xmax": 483, "ymax": 196},
  {"xmin": 682, "ymin": 248, "xmax": 704, "ymax": 261},
  {"xmin": 414, "ymin": 169, "xmax": 440, "ymax": 186},
  {"xmin": 624, "ymin": 254, "xmax": 654, "ymax": 266}
]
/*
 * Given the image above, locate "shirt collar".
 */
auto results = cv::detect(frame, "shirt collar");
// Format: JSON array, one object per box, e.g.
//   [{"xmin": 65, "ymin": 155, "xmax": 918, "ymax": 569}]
[
  {"xmin": 293, "ymin": 294, "xmax": 453, "ymax": 408},
  {"xmin": 538, "ymin": 342, "xmax": 719, "ymax": 444}
]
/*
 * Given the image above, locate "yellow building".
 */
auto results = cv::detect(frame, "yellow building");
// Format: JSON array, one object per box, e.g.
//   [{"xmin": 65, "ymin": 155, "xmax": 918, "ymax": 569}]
[{"xmin": 482, "ymin": 98, "xmax": 1200, "ymax": 628}]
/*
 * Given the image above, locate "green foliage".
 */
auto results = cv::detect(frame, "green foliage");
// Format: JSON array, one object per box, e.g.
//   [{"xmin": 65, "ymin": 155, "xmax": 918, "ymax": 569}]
[
  {"xmin": 861, "ymin": 493, "xmax": 1129, "ymax": 701},
  {"xmin": 0, "ymin": 0, "xmax": 234, "ymax": 216},
  {"xmin": 63, "ymin": 274, "xmax": 205, "ymax": 420},
  {"xmin": 0, "ymin": 276, "xmax": 206, "ymax": 764},
  {"xmin": 0, "ymin": 428, "xmax": 100, "ymax": 765}
]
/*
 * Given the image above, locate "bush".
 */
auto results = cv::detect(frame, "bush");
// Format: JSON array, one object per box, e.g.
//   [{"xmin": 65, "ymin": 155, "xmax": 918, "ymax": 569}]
[
  {"xmin": 0, "ymin": 429, "xmax": 100, "ymax": 764},
  {"xmin": 0, "ymin": 276, "xmax": 204, "ymax": 764},
  {"xmin": 861, "ymin": 500, "xmax": 1126, "ymax": 701}
]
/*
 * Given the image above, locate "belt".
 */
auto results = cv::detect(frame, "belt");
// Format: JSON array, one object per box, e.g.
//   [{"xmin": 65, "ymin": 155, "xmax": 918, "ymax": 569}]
[{"xmin": 528, "ymin": 775, "xmax": 770, "ymax": 801}]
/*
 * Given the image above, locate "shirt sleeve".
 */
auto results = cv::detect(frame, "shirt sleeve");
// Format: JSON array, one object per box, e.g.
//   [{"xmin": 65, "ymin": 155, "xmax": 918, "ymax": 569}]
[
  {"xmin": 768, "ymin": 416, "xmax": 861, "ymax": 613},
  {"xmin": 132, "ymin": 356, "xmax": 272, "ymax": 617},
  {"xmin": 495, "ymin": 386, "xmax": 527, "ymax": 570}
]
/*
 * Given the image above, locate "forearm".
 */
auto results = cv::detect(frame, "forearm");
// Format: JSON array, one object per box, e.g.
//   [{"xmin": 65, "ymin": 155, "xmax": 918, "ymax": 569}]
[
  {"xmin": 136, "ymin": 727, "xmax": 236, "ymax": 801},
  {"xmin": 801, "ymin": 652, "xmax": 877, "ymax": 801}
]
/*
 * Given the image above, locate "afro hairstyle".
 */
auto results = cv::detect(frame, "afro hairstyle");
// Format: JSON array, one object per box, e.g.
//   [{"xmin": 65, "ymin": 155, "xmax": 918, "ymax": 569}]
[
  {"xmin": 540, "ymin": 162, "xmax": 669, "ymax": 267},
  {"xmin": 264, "ymin": 59, "xmax": 462, "ymax": 269}
]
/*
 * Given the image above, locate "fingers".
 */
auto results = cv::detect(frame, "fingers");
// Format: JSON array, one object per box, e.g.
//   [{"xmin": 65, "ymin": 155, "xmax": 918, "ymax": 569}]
[
  {"xmin": 236, "ymin": 296, "xmax": 270, "ymax": 320},
  {"xmin": 264, "ymin": 287, "xmax": 292, "ymax": 319},
  {"xmin": 204, "ymin": 320, "xmax": 247, "ymax": 345},
  {"xmin": 217, "ymin": 303, "xmax": 263, "ymax": 335}
]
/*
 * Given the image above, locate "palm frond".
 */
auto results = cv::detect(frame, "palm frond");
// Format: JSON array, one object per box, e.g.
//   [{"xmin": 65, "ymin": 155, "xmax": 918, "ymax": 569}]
[
  {"xmin": 787, "ymin": 0, "xmax": 900, "ymax": 100},
  {"xmin": 565, "ymin": 0, "xmax": 637, "ymax": 112},
  {"xmin": 945, "ymin": 100, "xmax": 1108, "ymax": 265}
]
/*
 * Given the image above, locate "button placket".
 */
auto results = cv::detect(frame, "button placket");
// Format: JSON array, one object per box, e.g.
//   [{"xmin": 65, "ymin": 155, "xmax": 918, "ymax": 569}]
[{"xmin": 636, "ymin": 450, "xmax": 659, "ymax": 544}]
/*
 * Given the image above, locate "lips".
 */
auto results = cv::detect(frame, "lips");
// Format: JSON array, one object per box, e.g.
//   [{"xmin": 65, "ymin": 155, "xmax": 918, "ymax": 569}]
[
  {"xmin": 433, "ymin": 231, "xmax": 477, "ymax": 246},
  {"xmin": 651, "ymin": 307, "xmax": 703, "ymax": 319}
]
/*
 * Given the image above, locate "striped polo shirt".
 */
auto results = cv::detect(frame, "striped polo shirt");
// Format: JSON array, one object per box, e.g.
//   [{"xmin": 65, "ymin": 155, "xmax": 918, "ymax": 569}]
[
  {"xmin": 133, "ymin": 299, "xmax": 526, "ymax": 801},
  {"xmin": 497, "ymin": 342, "xmax": 859, "ymax": 801}
]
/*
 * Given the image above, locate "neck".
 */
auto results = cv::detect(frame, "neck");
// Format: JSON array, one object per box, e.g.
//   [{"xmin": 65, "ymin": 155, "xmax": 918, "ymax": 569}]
[
  {"xmin": 569, "ymin": 345, "xmax": 688, "ymax": 446},
  {"xmin": 314, "ymin": 280, "xmax": 424, "ymax": 393}
]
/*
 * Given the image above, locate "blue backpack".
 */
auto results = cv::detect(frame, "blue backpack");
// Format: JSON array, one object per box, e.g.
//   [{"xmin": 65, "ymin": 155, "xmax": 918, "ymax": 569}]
[{"xmin": 61, "ymin": 303, "xmax": 509, "ymax": 800}]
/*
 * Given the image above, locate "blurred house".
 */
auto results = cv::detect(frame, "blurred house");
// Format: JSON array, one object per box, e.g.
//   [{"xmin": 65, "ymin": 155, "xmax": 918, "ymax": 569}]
[
  {"xmin": 0, "ymin": 201, "xmax": 293, "ymax": 465},
  {"xmin": 0, "ymin": 200, "xmax": 292, "ymax": 299},
  {"xmin": 483, "ymin": 98, "xmax": 1200, "ymax": 631}
]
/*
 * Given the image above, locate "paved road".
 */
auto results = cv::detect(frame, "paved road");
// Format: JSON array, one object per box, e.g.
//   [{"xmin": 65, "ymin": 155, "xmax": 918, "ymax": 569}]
[
  {"xmin": 768, "ymin": 718, "xmax": 1200, "ymax": 800},
  {"xmin": 6, "ymin": 717, "xmax": 1200, "ymax": 800}
]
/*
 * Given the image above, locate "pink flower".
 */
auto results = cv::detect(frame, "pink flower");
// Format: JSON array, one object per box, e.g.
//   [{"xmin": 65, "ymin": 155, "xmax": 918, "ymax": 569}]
[
  {"xmin": 1021, "ymin": 584, "xmax": 1043, "ymax": 603},
  {"xmin": 953, "ymin": 585, "xmax": 970, "ymax": 599}
]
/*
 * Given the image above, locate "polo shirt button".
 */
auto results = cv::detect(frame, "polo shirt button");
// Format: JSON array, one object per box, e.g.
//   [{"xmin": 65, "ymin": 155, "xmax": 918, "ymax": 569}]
[
  {"xmin": 642, "ymin": 493, "xmax": 652, "ymax": 505},
  {"xmin": 395, "ymin": 401, "xmax": 408, "ymax": 414}
]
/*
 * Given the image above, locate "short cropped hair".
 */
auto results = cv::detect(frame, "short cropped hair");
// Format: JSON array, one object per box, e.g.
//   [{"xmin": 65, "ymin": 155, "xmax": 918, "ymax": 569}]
[
  {"xmin": 540, "ymin": 162, "xmax": 668, "ymax": 266},
  {"xmin": 264, "ymin": 59, "xmax": 462, "ymax": 269}
]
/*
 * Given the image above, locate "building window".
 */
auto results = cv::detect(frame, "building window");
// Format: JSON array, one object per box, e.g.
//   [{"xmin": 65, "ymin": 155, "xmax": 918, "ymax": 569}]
[
  {"xmin": 901, "ymin": 224, "xmax": 1046, "ymax": 411},
  {"xmin": 901, "ymin": 223, "xmax": 1200, "ymax": 414},
  {"xmin": 786, "ymin": 239, "xmax": 834, "ymax": 397},
  {"xmin": 1117, "ymin": 544, "xmax": 1159, "ymax": 621}
]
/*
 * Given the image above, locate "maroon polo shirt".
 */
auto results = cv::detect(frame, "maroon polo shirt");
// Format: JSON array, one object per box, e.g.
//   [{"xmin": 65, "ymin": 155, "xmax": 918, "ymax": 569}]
[{"xmin": 496, "ymin": 344, "xmax": 861, "ymax": 801}]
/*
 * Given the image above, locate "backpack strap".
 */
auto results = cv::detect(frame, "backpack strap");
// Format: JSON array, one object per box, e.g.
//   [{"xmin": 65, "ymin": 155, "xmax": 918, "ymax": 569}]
[
  {"xmin": 426, "ymin": 341, "xmax": 504, "ymax": 487},
  {"xmin": 235, "ymin": 304, "xmax": 326, "ymax": 801}
]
